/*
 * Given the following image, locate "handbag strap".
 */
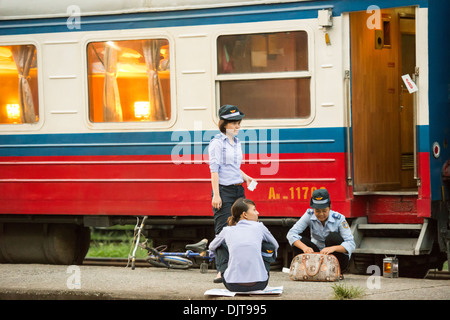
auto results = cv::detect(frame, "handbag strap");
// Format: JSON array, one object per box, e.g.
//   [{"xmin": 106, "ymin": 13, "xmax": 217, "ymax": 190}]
[{"xmin": 302, "ymin": 254, "xmax": 324, "ymax": 277}]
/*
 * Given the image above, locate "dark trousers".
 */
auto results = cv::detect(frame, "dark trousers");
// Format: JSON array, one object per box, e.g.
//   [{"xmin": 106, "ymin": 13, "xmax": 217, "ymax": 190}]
[
  {"xmin": 216, "ymin": 242, "xmax": 275, "ymax": 292},
  {"xmin": 212, "ymin": 184, "xmax": 245, "ymax": 234},
  {"xmin": 224, "ymin": 279, "xmax": 268, "ymax": 292},
  {"xmin": 291, "ymin": 232, "xmax": 349, "ymax": 272}
]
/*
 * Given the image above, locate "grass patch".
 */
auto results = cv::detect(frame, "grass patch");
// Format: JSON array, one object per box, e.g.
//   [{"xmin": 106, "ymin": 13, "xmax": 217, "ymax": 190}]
[
  {"xmin": 331, "ymin": 282, "xmax": 366, "ymax": 300},
  {"xmin": 86, "ymin": 226, "xmax": 149, "ymax": 259},
  {"xmin": 87, "ymin": 242, "xmax": 148, "ymax": 259}
]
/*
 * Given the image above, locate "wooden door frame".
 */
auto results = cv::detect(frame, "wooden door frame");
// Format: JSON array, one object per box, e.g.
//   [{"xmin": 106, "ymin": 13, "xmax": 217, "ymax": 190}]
[{"xmin": 346, "ymin": 7, "xmax": 418, "ymax": 194}]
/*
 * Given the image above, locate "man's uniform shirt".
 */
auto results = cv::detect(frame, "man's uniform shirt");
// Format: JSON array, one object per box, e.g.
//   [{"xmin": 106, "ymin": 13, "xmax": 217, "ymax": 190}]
[{"xmin": 286, "ymin": 209, "xmax": 356, "ymax": 256}]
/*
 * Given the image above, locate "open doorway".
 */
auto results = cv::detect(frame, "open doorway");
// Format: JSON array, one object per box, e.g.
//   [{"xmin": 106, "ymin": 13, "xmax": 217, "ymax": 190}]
[{"xmin": 350, "ymin": 6, "xmax": 418, "ymax": 193}]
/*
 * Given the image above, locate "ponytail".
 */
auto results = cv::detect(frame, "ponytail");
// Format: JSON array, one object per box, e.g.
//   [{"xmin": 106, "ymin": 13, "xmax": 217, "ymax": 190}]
[{"xmin": 227, "ymin": 198, "xmax": 256, "ymax": 226}]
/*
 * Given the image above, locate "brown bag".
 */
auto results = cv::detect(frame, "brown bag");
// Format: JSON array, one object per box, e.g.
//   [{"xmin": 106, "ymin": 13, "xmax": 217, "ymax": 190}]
[{"xmin": 289, "ymin": 253, "xmax": 341, "ymax": 282}]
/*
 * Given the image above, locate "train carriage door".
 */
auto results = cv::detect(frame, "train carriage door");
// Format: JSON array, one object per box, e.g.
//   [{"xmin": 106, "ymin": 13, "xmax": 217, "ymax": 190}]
[{"xmin": 349, "ymin": 7, "xmax": 417, "ymax": 193}]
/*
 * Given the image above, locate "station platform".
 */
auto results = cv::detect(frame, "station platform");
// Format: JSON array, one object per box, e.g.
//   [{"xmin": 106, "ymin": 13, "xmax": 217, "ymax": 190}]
[{"xmin": 0, "ymin": 263, "xmax": 448, "ymax": 301}]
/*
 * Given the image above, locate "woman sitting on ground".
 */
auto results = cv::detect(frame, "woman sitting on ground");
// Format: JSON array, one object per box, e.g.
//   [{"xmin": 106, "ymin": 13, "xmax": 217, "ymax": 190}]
[{"xmin": 209, "ymin": 198, "xmax": 279, "ymax": 292}]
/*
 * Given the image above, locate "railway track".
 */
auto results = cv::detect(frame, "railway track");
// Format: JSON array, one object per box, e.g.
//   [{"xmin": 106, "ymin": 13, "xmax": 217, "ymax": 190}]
[{"xmin": 83, "ymin": 257, "xmax": 150, "ymax": 268}]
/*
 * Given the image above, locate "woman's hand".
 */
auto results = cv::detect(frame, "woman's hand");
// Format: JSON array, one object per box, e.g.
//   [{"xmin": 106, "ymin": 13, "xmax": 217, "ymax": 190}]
[
  {"xmin": 241, "ymin": 171, "xmax": 254, "ymax": 185},
  {"xmin": 212, "ymin": 194, "xmax": 222, "ymax": 210},
  {"xmin": 211, "ymin": 172, "xmax": 221, "ymax": 209},
  {"xmin": 245, "ymin": 177, "xmax": 254, "ymax": 185}
]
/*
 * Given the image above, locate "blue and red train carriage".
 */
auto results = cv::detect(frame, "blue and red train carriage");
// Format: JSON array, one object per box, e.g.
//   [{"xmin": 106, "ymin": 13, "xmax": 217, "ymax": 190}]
[{"xmin": 0, "ymin": 0, "xmax": 448, "ymax": 277}]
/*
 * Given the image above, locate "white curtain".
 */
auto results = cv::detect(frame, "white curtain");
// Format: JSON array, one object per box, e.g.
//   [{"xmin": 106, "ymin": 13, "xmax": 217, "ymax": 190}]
[
  {"xmin": 11, "ymin": 45, "xmax": 36, "ymax": 123},
  {"xmin": 143, "ymin": 40, "xmax": 166, "ymax": 121},
  {"xmin": 103, "ymin": 44, "xmax": 123, "ymax": 122}
]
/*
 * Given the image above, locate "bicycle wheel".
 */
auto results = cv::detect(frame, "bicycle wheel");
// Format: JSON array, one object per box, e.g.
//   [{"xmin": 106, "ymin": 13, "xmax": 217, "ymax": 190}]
[{"xmin": 146, "ymin": 255, "xmax": 193, "ymax": 269}]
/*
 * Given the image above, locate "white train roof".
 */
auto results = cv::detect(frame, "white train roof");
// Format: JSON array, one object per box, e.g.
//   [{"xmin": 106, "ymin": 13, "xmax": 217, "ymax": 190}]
[{"xmin": 0, "ymin": 0, "xmax": 310, "ymax": 20}]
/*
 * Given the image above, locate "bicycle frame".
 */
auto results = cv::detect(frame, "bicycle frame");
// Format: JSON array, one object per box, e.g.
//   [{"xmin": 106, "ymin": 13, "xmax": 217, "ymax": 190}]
[
  {"xmin": 147, "ymin": 245, "xmax": 214, "ymax": 272},
  {"xmin": 128, "ymin": 216, "xmax": 147, "ymax": 270},
  {"xmin": 127, "ymin": 216, "xmax": 214, "ymax": 272}
]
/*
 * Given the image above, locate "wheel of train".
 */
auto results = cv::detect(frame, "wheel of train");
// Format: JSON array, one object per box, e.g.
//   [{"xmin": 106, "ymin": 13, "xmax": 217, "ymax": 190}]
[{"xmin": 0, "ymin": 223, "xmax": 90, "ymax": 264}]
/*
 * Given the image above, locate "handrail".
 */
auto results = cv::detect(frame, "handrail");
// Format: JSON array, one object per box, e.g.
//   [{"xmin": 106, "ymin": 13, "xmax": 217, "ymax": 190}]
[
  {"xmin": 412, "ymin": 67, "xmax": 420, "ymax": 186},
  {"xmin": 344, "ymin": 70, "xmax": 352, "ymax": 186}
]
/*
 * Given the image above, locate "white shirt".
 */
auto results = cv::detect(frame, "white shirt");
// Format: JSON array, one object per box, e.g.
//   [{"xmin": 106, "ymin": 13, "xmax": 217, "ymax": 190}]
[
  {"xmin": 209, "ymin": 220, "xmax": 279, "ymax": 283},
  {"xmin": 208, "ymin": 133, "xmax": 244, "ymax": 186}
]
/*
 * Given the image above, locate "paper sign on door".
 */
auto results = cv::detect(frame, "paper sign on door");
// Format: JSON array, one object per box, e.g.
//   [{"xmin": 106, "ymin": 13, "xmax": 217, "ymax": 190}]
[{"xmin": 401, "ymin": 74, "xmax": 418, "ymax": 93}]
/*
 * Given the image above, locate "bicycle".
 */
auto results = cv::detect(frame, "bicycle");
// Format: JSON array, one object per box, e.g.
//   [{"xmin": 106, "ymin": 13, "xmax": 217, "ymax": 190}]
[
  {"xmin": 127, "ymin": 216, "xmax": 214, "ymax": 272},
  {"xmin": 143, "ymin": 238, "xmax": 214, "ymax": 273}
]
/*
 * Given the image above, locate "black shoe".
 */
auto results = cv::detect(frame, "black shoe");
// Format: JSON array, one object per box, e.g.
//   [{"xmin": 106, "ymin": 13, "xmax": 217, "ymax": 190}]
[{"xmin": 213, "ymin": 277, "xmax": 223, "ymax": 283}]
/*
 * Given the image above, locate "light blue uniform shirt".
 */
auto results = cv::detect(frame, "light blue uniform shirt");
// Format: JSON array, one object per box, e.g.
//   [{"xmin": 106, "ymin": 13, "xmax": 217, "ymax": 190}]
[
  {"xmin": 286, "ymin": 209, "xmax": 356, "ymax": 257},
  {"xmin": 208, "ymin": 133, "xmax": 243, "ymax": 186},
  {"xmin": 209, "ymin": 220, "xmax": 279, "ymax": 283}
]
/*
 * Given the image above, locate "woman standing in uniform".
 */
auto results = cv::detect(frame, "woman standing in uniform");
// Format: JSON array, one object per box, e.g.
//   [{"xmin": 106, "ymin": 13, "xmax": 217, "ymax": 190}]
[
  {"xmin": 209, "ymin": 105, "xmax": 255, "ymax": 282},
  {"xmin": 209, "ymin": 104, "xmax": 255, "ymax": 234}
]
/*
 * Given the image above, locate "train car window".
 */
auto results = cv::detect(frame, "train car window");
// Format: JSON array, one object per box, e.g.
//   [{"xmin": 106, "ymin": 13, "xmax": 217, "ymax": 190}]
[
  {"xmin": 217, "ymin": 31, "xmax": 310, "ymax": 120},
  {"xmin": 87, "ymin": 39, "xmax": 171, "ymax": 123},
  {"xmin": 218, "ymin": 32, "xmax": 308, "ymax": 74},
  {"xmin": 0, "ymin": 45, "xmax": 39, "ymax": 124},
  {"xmin": 219, "ymin": 78, "xmax": 310, "ymax": 119}
]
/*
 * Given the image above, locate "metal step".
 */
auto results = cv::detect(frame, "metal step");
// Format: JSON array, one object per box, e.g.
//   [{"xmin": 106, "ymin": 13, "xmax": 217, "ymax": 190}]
[
  {"xmin": 353, "ymin": 237, "xmax": 417, "ymax": 255},
  {"xmin": 357, "ymin": 223, "xmax": 422, "ymax": 230},
  {"xmin": 350, "ymin": 217, "xmax": 434, "ymax": 256}
]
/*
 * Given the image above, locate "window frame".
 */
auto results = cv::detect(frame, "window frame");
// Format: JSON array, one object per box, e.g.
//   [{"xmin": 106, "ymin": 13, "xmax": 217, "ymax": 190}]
[
  {"xmin": 213, "ymin": 27, "xmax": 315, "ymax": 128},
  {"xmin": 0, "ymin": 40, "xmax": 44, "ymax": 131},
  {"xmin": 82, "ymin": 33, "xmax": 177, "ymax": 131}
]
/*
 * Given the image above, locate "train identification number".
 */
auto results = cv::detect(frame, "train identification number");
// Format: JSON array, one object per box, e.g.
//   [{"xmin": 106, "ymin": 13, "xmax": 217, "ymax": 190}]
[{"xmin": 268, "ymin": 186, "xmax": 326, "ymax": 200}]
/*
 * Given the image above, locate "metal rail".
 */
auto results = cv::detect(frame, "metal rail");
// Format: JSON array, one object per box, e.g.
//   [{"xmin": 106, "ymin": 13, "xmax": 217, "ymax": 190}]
[{"xmin": 83, "ymin": 257, "xmax": 149, "ymax": 267}]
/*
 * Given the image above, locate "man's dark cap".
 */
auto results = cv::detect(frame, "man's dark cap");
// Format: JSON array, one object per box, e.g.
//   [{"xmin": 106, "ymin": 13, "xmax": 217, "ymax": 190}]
[{"xmin": 310, "ymin": 188, "xmax": 331, "ymax": 209}]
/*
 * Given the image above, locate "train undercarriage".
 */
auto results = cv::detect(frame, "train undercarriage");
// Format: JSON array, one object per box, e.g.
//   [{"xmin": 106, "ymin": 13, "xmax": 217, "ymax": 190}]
[{"xmin": 0, "ymin": 206, "xmax": 448, "ymax": 279}]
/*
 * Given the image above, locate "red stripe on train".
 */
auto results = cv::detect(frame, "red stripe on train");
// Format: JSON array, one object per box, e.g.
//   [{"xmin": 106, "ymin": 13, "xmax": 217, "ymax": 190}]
[{"xmin": 0, "ymin": 153, "xmax": 430, "ymax": 222}]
